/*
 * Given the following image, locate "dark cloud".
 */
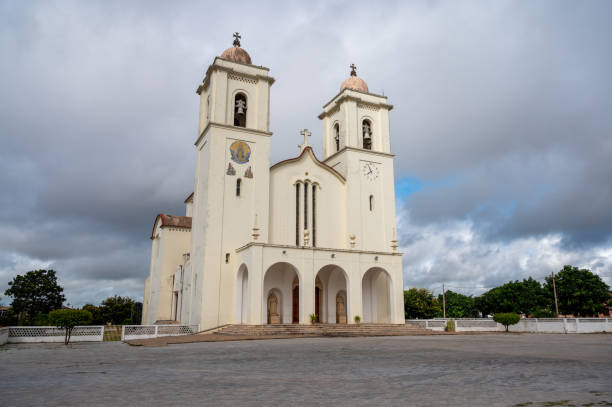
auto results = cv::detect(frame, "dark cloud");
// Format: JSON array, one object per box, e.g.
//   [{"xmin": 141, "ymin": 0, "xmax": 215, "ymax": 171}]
[{"xmin": 1, "ymin": 1, "xmax": 611, "ymax": 306}]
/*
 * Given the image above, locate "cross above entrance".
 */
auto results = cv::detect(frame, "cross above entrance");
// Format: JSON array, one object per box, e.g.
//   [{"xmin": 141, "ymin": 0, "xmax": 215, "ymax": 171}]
[
  {"xmin": 350, "ymin": 63, "xmax": 357, "ymax": 76},
  {"xmin": 299, "ymin": 128, "xmax": 311, "ymax": 152}
]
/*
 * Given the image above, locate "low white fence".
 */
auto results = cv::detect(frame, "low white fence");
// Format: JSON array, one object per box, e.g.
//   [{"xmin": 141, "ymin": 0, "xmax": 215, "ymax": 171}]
[
  {"xmin": 122, "ymin": 324, "xmax": 200, "ymax": 341},
  {"xmin": 0, "ymin": 327, "xmax": 8, "ymax": 345},
  {"xmin": 407, "ymin": 318, "xmax": 612, "ymax": 333},
  {"xmin": 7, "ymin": 326, "xmax": 105, "ymax": 343}
]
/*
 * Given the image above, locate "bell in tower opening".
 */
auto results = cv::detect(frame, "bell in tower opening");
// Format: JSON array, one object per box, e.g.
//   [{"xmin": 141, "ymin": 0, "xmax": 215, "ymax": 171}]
[
  {"xmin": 234, "ymin": 93, "xmax": 247, "ymax": 127},
  {"xmin": 362, "ymin": 120, "xmax": 372, "ymax": 150}
]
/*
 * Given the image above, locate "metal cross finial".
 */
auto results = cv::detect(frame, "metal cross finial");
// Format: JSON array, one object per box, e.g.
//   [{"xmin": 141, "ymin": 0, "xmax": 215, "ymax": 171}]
[
  {"xmin": 233, "ymin": 32, "xmax": 241, "ymax": 46},
  {"xmin": 350, "ymin": 63, "xmax": 357, "ymax": 76},
  {"xmin": 298, "ymin": 128, "xmax": 312, "ymax": 151}
]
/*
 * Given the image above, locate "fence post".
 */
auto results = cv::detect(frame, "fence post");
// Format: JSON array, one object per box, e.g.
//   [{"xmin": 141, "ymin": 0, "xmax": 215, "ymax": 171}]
[
  {"xmin": 563, "ymin": 318, "xmax": 567, "ymax": 334},
  {"xmin": 121, "ymin": 325, "xmax": 125, "ymax": 341},
  {"xmin": 575, "ymin": 318, "xmax": 580, "ymax": 333},
  {"xmin": 535, "ymin": 318, "xmax": 539, "ymax": 333},
  {"xmin": 425, "ymin": 320, "xmax": 428, "ymax": 329},
  {"xmin": 155, "ymin": 325, "xmax": 159, "ymax": 338}
]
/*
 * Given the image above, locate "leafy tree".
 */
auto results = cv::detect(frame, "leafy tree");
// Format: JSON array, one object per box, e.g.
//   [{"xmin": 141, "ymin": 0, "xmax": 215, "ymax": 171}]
[
  {"xmin": 0, "ymin": 308, "xmax": 18, "ymax": 326},
  {"xmin": 475, "ymin": 278, "xmax": 549, "ymax": 316},
  {"xmin": 82, "ymin": 304, "xmax": 104, "ymax": 325},
  {"xmin": 437, "ymin": 290, "xmax": 478, "ymax": 318},
  {"xmin": 100, "ymin": 296, "xmax": 138, "ymax": 325},
  {"xmin": 48, "ymin": 309, "xmax": 92, "ymax": 345},
  {"xmin": 404, "ymin": 288, "xmax": 441, "ymax": 319},
  {"xmin": 545, "ymin": 265, "xmax": 610, "ymax": 317},
  {"xmin": 4, "ymin": 270, "xmax": 65, "ymax": 324},
  {"xmin": 493, "ymin": 312, "xmax": 520, "ymax": 332}
]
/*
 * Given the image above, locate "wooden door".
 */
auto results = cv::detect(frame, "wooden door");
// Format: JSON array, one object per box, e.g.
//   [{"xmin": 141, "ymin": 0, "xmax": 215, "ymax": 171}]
[{"xmin": 292, "ymin": 286, "xmax": 299, "ymax": 323}]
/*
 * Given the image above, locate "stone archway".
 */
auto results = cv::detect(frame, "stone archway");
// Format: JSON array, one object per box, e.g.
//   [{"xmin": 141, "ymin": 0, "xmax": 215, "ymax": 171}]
[
  {"xmin": 263, "ymin": 262, "xmax": 300, "ymax": 324},
  {"xmin": 235, "ymin": 264, "xmax": 249, "ymax": 324},
  {"xmin": 362, "ymin": 267, "xmax": 393, "ymax": 323},
  {"xmin": 315, "ymin": 265, "xmax": 349, "ymax": 324}
]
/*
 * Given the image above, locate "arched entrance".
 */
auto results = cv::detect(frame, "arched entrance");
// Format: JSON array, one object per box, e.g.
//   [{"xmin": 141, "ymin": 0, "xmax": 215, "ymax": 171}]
[
  {"xmin": 235, "ymin": 264, "xmax": 249, "ymax": 324},
  {"xmin": 362, "ymin": 267, "xmax": 393, "ymax": 323},
  {"xmin": 315, "ymin": 265, "xmax": 348, "ymax": 324},
  {"xmin": 263, "ymin": 262, "xmax": 300, "ymax": 324}
]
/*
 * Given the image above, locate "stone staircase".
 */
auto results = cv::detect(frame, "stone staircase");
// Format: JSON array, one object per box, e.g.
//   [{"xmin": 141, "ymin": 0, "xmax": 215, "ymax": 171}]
[{"xmin": 214, "ymin": 323, "xmax": 438, "ymax": 338}]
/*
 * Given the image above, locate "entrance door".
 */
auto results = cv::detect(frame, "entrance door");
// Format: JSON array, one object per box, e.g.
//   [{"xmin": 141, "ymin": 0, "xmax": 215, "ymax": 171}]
[
  {"xmin": 292, "ymin": 286, "xmax": 299, "ymax": 323},
  {"xmin": 315, "ymin": 287, "xmax": 320, "ymax": 322}
]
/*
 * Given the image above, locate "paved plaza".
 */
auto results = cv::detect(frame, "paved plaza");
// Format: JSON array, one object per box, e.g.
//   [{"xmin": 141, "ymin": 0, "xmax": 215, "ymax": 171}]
[{"xmin": 1, "ymin": 334, "xmax": 611, "ymax": 406}]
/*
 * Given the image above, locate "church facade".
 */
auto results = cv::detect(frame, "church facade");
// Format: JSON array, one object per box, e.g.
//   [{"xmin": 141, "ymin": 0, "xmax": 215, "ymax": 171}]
[{"xmin": 142, "ymin": 35, "xmax": 404, "ymax": 329}]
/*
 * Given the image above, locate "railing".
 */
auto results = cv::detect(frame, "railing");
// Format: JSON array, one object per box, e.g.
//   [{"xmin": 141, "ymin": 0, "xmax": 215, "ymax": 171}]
[
  {"xmin": 122, "ymin": 324, "xmax": 200, "ymax": 341},
  {"xmin": 7, "ymin": 326, "xmax": 105, "ymax": 343},
  {"xmin": 406, "ymin": 318, "xmax": 611, "ymax": 333}
]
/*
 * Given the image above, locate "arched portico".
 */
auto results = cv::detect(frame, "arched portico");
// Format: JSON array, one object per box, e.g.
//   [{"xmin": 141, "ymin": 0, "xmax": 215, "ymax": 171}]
[
  {"xmin": 235, "ymin": 264, "xmax": 249, "ymax": 323},
  {"xmin": 315, "ymin": 265, "xmax": 349, "ymax": 324},
  {"xmin": 362, "ymin": 267, "xmax": 393, "ymax": 323},
  {"xmin": 263, "ymin": 262, "xmax": 300, "ymax": 324}
]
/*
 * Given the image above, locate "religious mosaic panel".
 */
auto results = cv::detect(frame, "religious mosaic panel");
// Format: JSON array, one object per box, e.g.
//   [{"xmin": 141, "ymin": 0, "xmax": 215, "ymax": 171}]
[{"xmin": 230, "ymin": 140, "xmax": 251, "ymax": 164}]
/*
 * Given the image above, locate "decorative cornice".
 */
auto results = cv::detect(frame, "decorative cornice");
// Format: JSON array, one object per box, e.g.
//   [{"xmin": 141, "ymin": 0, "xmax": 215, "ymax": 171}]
[
  {"xmin": 270, "ymin": 146, "xmax": 346, "ymax": 183},
  {"xmin": 320, "ymin": 88, "xmax": 392, "ymax": 113},
  {"xmin": 235, "ymin": 242, "xmax": 402, "ymax": 256},
  {"xmin": 323, "ymin": 146, "xmax": 394, "ymax": 163},
  {"xmin": 196, "ymin": 58, "xmax": 275, "ymax": 95},
  {"xmin": 194, "ymin": 122, "xmax": 273, "ymax": 147}
]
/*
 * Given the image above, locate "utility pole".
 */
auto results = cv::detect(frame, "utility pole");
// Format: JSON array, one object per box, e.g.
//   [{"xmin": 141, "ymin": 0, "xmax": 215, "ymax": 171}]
[
  {"xmin": 442, "ymin": 283, "xmax": 446, "ymax": 319},
  {"xmin": 551, "ymin": 272, "xmax": 559, "ymax": 317}
]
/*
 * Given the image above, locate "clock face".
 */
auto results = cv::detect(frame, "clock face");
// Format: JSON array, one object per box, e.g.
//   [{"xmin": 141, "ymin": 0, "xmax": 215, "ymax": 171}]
[{"xmin": 362, "ymin": 162, "xmax": 379, "ymax": 181}]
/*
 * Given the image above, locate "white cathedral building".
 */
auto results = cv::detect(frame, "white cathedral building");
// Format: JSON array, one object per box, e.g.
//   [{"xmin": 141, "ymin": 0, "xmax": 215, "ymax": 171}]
[{"xmin": 142, "ymin": 34, "xmax": 404, "ymax": 329}]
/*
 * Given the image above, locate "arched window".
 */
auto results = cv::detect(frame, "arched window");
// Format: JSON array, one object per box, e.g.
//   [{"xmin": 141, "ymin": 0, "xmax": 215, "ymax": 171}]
[
  {"xmin": 334, "ymin": 123, "xmax": 340, "ymax": 151},
  {"xmin": 369, "ymin": 195, "xmax": 374, "ymax": 211},
  {"xmin": 234, "ymin": 93, "xmax": 247, "ymax": 127},
  {"xmin": 362, "ymin": 119, "xmax": 372, "ymax": 150},
  {"xmin": 236, "ymin": 178, "xmax": 241, "ymax": 196},
  {"xmin": 312, "ymin": 184, "xmax": 316, "ymax": 247},
  {"xmin": 206, "ymin": 94, "xmax": 211, "ymax": 121}
]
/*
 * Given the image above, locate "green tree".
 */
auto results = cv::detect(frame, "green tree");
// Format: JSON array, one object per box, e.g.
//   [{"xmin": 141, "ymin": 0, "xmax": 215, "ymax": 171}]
[
  {"xmin": 404, "ymin": 288, "xmax": 441, "ymax": 319},
  {"xmin": 48, "ymin": 309, "xmax": 92, "ymax": 345},
  {"xmin": 493, "ymin": 312, "xmax": 520, "ymax": 332},
  {"xmin": 475, "ymin": 278, "xmax": 549, "ymax": 316},
  {"xmin": 4, "ymin": 270, "xmax": 65, "ymax": 324},
  {"xmin": 437, "ymin": 290, "xmax": 478, "ymax": 318},
  {"xmin": 100, "ymin": 296, "xmax": 138, "ymax": 325},
  {"xmin": 82, "ymin": 304, "xmax": 104, "ymax": 325},
  {"xmin": 545, "ymin": 265, "xmax": 610, "ymax": 317}
]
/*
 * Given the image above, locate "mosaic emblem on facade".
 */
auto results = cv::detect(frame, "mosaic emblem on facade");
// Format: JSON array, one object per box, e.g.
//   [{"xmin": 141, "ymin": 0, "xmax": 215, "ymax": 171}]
[
  {"xmin": 244, "ymin": 166, "xmax": 253, "ymax": 178},
  {"xmin": 230, "ymin": 140, "xmax": 251, "ymax": 164},
  {"xmin": 226, "ymin": 163, "xmax": 236, "ymax": 176}
]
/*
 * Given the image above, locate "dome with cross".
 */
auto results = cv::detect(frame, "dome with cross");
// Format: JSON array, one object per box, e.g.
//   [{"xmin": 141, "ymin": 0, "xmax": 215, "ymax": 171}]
[
  {"xmin": 340, "ymin": 64, "xmax": 369, "ymax": 93},
  {"xmin": 220, "ymin": 32, "xmax": 252, "ymax": 65}
]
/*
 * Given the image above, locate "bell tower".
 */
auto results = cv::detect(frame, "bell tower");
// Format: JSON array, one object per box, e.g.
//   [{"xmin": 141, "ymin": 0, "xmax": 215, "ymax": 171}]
[
  {"xmin": 318, "ymin": 65, "xmax": 397, "ymax": 253},
  {"xmin": 190, "ymin": 34, "xmax": 275, "ymax": 327}
]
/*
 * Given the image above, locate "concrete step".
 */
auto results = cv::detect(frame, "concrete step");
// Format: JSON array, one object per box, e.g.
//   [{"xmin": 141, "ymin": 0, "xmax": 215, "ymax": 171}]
[{"xmin": 215, "ymin": 323, "xmax": 435, "ymax": 337}]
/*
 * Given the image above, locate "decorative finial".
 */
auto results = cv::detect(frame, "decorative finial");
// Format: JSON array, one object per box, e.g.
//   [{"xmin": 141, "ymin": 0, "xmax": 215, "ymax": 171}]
[
  {"xmin": 252, "ymin": 213, "xmax": 260, "ymax": 241},
  {"xmin": 391, "ymin": 227, "xmax": 398, "ymax": 252},
  {"xmin": 298, "ymin": 128, "xmax": 312, "ymax": 152},
  {"xmin": 233, "ymin": 32, "xmax": 241, "ymax": 47},
  {"xmin": 350, "ymin": 63, "xmax": 357, "ymax": 76}
]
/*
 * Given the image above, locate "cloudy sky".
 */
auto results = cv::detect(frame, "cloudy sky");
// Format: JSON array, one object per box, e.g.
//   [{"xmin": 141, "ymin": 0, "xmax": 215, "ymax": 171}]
[{"xmin": 1, "ymin": 0, "xmax": 611, "ymax": 306}]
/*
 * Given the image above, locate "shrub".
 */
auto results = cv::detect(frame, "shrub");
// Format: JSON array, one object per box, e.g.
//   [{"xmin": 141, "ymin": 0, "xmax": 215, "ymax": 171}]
[
  {"xmin": 354, "ymin": 315, "xmax": 361, "ymax": 323},
  {"xmin": 445, "ymin": 319, "xmax": 456, "ymax": 332},
  {"xmin": 493, "ymin": 312, "xmax": 520, "ymax": 332},
  {"xmin": 309, "ymin": 314, "xmax": 318, "ymax": 324},
  {"xmin": 33, "ymin": 313, "xmax": 49, "ymax": 326},
  {"xmin": 48, "ymin": 309, "xmax": 92, "ymax": 345},
  {"xmin": 531, "ymin": 308, "xmax": 555, "ymax": 318}
]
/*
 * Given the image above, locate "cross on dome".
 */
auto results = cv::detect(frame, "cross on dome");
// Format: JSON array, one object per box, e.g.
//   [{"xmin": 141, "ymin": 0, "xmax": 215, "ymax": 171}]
[
  {"xmin": 233, "ymin": 32, "xmax": 241, "ymax": 46},
  {"xmin": 350, "ymin": 63, "xmax": 357, "ymax": 76},
  {"xmin": 299, "ymin": 128, "xmax": 312, "ymax": 152}
]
